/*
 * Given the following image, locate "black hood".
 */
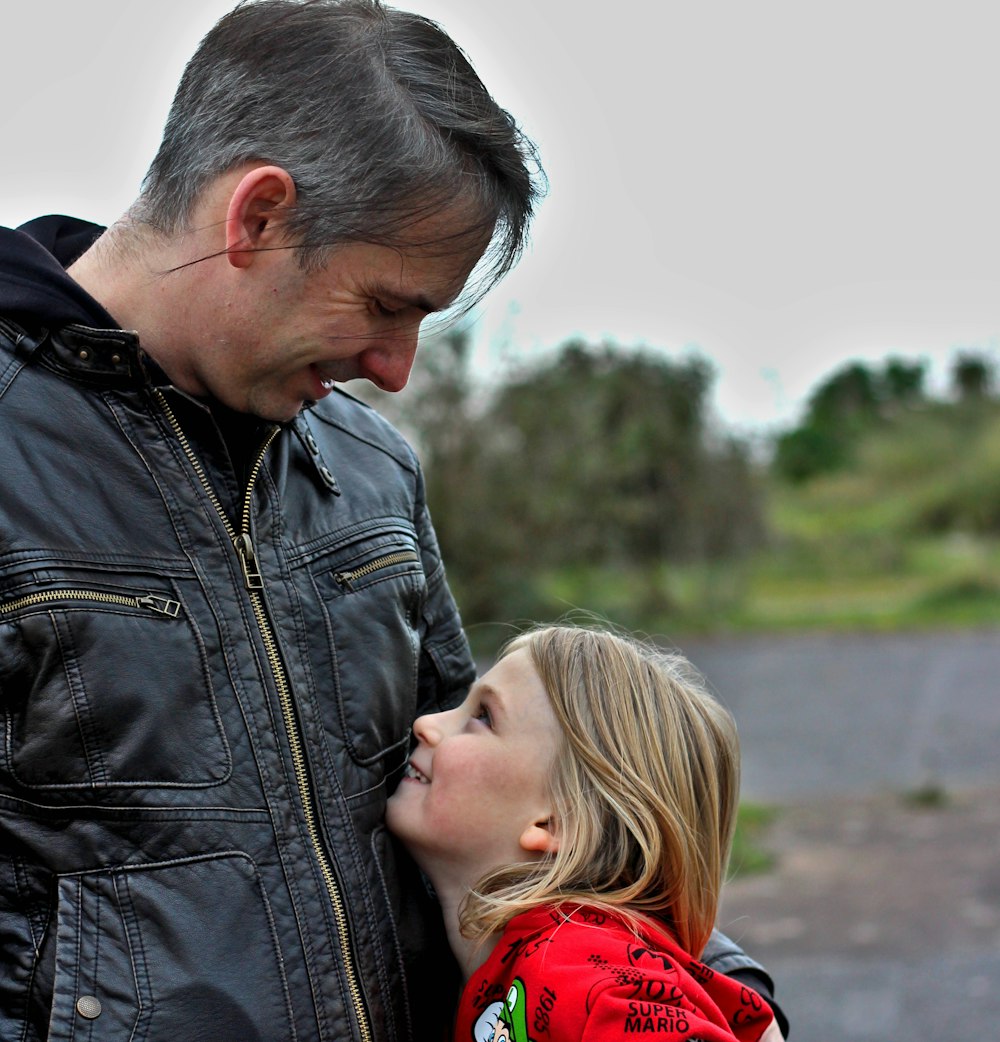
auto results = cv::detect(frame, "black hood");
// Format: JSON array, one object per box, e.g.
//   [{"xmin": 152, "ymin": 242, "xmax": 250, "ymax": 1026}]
[{"xmin": 0, "ymin": 215, "xmax": 118, "ymax": 329}]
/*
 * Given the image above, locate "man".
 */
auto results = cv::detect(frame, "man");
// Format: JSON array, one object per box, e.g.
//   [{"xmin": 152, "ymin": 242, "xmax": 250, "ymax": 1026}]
[{"xmin": 0, "ymin": 3, "xmax": 783, "ymax": 1040}]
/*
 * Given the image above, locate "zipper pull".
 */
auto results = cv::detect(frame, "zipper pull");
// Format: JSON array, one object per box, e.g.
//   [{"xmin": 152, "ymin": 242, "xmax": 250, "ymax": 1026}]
[
  {"xmin": 334, "ymin": 570, "xmax": 355, "ymax": 590},
  {"xmin": 137, "ymin": 593, "xmax": 181, "ymax": 617},
  {"xmin": 236, "ymin": 533, "xmax": 265, "ymax": 590}
]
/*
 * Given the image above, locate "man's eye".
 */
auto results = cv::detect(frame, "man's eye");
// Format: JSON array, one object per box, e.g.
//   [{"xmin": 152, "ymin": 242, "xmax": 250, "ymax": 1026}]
[{"xmin": 374, "ymin": 300, "xmax": 399, "ymax": 318}]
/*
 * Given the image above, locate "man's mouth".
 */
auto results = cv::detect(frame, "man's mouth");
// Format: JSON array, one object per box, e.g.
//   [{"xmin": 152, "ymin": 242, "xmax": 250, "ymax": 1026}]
[{"xmin": 404, "ymin": 762, "xmax": 430, "ymax": 784}]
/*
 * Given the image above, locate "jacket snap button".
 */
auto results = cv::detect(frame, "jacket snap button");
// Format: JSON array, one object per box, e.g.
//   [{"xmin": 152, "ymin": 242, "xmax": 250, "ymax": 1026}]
[
  {"xmin": 78, "ymin": 350, "xmax": 90, "ymax": 361},
  {"xmin": 76, "ymin": 995, "xmax": 102, "ymax": 1019}
]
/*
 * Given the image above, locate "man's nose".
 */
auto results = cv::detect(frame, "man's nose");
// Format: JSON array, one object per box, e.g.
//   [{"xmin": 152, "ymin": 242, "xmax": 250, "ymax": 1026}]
[{"xmin": 358, "ymin": 334, "xmax": 419, "ymax": 393}]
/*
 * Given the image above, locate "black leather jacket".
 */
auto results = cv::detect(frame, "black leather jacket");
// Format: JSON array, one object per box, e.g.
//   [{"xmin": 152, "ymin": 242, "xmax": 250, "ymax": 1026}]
[
  {"xmin": 0, "ymin": 297, "xmax": 475, "ymax": 1040},
  {"xmin": 0, "ymin": 220, "xmax": 784, "ymax": 1042}
]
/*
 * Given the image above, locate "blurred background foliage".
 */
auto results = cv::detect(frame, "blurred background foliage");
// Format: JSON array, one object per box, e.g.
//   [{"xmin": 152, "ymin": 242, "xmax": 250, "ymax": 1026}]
[{"xmin": 358, "ymin": 333, "xmax": 1000, "ymax": 659}]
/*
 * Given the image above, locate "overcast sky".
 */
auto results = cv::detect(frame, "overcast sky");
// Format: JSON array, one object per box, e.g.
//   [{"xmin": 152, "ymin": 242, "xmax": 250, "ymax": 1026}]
[{"xmin": 4, "ymin": 0, "xmax": 999, "ymax": 432}]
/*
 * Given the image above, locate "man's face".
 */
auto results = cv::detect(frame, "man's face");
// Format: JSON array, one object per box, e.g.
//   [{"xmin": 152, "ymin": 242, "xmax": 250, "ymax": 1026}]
[{"xmin": 188, "ymin": 219, "xmax": 487, "ymax": 422}]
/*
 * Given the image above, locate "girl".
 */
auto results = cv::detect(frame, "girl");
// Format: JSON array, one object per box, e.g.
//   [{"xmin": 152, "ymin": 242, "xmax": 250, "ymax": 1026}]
[{"xmin": 386, "ymin": 625, "xmax": 781, "ymax": 1042}]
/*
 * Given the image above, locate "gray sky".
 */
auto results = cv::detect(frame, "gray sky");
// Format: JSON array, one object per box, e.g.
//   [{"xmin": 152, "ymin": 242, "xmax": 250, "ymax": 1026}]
[{"xmin": 4, "ymin": 0, "xmax": 999, "ymax": 432}]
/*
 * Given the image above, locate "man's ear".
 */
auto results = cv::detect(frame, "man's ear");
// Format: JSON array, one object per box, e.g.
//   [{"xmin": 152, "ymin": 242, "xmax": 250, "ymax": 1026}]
[
  {"xmin": 519, "ymin": 816, "xmax": 560, "ymax": 856},
  {"xmin": 224, "ymin": 165, "xmax": 297, "ymax": 270}
]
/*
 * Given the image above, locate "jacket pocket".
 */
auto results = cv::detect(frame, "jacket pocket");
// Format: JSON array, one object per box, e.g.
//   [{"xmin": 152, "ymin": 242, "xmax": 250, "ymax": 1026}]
[
  {"xmin": 304, "ymin": 524, "xmax": 426, "ymax": 766},
  {"xmin": 0, "ymin": 569, "xmax": 230, "ymax": 789},
  {"xmin": 47, "ymin": 853, "xmax": 294, "ymax": 1042}
]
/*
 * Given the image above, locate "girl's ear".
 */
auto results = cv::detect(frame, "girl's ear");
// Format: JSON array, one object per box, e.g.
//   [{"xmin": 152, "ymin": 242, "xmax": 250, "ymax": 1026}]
[{"xmin": 519, "ymin": 816, "xmax": 560, "ymax": 855}]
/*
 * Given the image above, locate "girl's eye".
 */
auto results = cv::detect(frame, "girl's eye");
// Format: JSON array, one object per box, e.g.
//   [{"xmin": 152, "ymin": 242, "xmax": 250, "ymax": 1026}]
[{"xmin": 473, "ymin": 705, "xmax": 492, "ymax": 728}]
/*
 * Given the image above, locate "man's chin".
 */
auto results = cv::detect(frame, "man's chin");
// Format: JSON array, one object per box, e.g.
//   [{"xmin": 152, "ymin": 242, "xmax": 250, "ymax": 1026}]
[{"xmin": 251, "ymin": 397, "xmax": 311, "ymax": 424}]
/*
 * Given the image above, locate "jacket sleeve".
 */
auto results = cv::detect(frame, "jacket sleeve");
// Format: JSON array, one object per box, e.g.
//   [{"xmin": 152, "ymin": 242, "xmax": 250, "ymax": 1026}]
[
  {"xmin": 701, "ymin": 930, "xmax": 788, "ymax": 1039},
  {"xmin": 412, "ymin": 464, "xmax": 476, "ymax": 715}
]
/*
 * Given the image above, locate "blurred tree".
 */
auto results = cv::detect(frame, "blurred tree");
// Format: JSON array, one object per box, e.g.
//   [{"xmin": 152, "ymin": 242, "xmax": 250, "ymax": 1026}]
[
  {"xmin": 476, "ymin": 342, "xmax": 764, "ymax": 566},
  {"xmin": 493, "ymin": 345, "xmax": 679, "ymax": 555},
  {"xmin": 774, "ymin": 357, "xmax": 928, "ymax": 482},
  {"xmin": 808, "ymin": 362, "xmax": 881, "ymax": 425},
  {"xmin": 951, "ymin": 352, "xmax": 994, "ymax": 401},
  {"xmin": 882, "ymin": 356, "xmax": 927, "ymax": 405}
]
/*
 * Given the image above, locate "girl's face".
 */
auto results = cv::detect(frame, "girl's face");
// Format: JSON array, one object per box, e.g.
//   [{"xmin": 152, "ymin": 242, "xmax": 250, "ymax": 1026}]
[{"xmin": 386, "ymin": 648, "xmax": 562, "ymax": 883}]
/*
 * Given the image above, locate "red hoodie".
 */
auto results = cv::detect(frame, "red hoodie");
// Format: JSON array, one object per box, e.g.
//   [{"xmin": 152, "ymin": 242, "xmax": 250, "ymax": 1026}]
[{"xmin": 455, "ymin": 905, "xmax": 774, "ymax": 1042}]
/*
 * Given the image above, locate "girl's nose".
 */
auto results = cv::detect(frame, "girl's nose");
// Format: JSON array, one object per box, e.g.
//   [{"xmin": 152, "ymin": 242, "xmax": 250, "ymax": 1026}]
[
  {"xmin": 413, "ymin": 703, "xmax": 462, "ymax": 746},
  {"xmin": 412, "ymin": 712, "xmax": 442, "ymax": 747}
]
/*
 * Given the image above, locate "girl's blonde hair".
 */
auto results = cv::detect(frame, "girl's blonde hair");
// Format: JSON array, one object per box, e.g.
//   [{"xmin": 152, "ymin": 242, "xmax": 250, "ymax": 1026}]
[{"xmin": 460, "ymin": 625, "xmax": 740, "ymax": 957}]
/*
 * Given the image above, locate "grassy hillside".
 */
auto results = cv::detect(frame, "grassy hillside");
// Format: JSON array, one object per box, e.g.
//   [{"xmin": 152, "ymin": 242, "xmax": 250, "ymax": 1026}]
[{"xmin": 748, "ymin": 399, "xmax": 1000, "ymax": 631}]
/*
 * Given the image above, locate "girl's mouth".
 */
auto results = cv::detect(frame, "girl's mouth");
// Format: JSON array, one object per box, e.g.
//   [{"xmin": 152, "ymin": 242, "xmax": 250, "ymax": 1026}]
[{"xmin": 403, "ymin": 762, "xmax": 430, "ymax": 784}]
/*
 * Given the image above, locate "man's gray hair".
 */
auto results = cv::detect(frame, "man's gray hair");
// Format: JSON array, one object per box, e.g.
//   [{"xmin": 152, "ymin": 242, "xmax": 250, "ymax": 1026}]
[{"xmin": 137, "ymin": 0, "xmax": 542, "ymax": 291}]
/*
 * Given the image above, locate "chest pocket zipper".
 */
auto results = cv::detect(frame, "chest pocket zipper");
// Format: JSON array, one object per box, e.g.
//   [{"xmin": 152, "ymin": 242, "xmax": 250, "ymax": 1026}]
[
  {"xmin": 334, "ymin": 550, "xmax": 419, "ymax": 591},
  {"xmin": 1, "ymin": 589, "xmax": 181, "ymax": 617}
]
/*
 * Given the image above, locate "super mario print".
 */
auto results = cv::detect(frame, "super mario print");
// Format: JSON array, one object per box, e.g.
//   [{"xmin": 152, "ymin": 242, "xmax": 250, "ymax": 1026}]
[
  {"xmin": 458, "ymin": 908, "xmax": 774, "ymax": 1042},
  {"xmin": 472, "ymin": 978, "xmax": 534, "ymax": 1042}
]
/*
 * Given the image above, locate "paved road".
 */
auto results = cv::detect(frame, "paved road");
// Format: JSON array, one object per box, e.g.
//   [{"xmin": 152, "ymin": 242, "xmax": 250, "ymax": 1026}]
[
  {"xmin": 680, "ymin": 628, "xmax": 1000, "ymax": 802},
  {"xmin": 676, "ymin": 627, "xmax": 1000, "ymax": 1041}
]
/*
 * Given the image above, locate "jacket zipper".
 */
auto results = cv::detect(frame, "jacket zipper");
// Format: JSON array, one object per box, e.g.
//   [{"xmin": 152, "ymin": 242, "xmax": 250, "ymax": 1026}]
[
  {"xmin": 0, "ymin": 589, "xmax": 180, "ymax": 617},
  {"xmin": 154, "ymin": 390, "xmax": 372, "ymax": 1042},
  {"xmin": 335, "ymin": 549, "xmax": 419, "ymax": 590}
]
